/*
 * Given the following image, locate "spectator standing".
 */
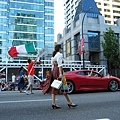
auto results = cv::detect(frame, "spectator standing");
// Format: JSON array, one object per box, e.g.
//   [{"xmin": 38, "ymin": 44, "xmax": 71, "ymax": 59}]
[
  {"xmin": 11, "ymin": 73, "xmax": 16, "ymax": 90},
  {"xmin": 38, "ymin": 71, "xmax": 43, "ymax": 82},
  {"xmin": 23, "ymin": 72, "xmax": 28, "ymax": 90},
  {"xmin": 24, "ymin": 56, "xmax": 39, "ymax": 95},
  {"xmin": 18, "ymin": 67, "xmax": 25, "ymax": 93}
]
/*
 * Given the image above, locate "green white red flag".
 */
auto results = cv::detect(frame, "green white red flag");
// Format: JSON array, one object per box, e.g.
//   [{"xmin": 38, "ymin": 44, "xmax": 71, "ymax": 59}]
[{"xmin": 8, "ymin": 42, "xmax": 36, "ymax": 58}]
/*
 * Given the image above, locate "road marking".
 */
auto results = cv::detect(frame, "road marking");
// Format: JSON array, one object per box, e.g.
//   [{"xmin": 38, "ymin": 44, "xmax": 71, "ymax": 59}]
[
  {"xmin": 0, "ymin": 99, "xmax": 57, "ymax": 104},
  {"xmin": 95, "ymin": 118, "xmax": 110, "ymax": 120}
]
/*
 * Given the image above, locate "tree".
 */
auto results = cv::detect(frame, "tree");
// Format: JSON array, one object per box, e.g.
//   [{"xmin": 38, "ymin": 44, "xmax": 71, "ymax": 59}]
[{"xmin": 102, "ymin": 27, "xmax": 119, "ymax": 75}]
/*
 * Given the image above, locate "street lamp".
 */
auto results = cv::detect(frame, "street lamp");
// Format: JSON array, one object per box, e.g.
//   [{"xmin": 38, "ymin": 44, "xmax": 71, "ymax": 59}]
[{"xmin": 81, "ymin": 7, "xmax": 92, "ymax": 68}]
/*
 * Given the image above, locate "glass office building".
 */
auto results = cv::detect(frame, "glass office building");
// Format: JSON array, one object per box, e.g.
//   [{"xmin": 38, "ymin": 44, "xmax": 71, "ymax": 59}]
[{"xmin": 0, "ymin": 0, "xmax": 54, "ymax": 62}]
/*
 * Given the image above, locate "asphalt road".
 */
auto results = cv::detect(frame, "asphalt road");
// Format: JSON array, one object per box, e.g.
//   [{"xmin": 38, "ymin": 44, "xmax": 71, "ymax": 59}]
[{"xmin": 0, "ymin": 90, "xmax": 120, "ymax": 120}]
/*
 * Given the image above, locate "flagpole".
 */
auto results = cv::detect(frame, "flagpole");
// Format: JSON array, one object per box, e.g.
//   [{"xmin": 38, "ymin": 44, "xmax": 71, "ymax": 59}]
[{"xmin": 81, "ymin": 7, "xmax": 92, "ymax": 68}]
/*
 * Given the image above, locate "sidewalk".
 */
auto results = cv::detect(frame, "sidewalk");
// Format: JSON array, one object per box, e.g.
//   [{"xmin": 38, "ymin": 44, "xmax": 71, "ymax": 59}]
[{"xmin": 0, "ymin": 90, "xmax": 42, "ymax": 94}]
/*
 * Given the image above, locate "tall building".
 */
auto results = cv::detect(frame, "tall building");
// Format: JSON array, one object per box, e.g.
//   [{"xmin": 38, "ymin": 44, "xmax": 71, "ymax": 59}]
[
  {"xmin": 64, "ymin": 0, "xmax": 120, "ymax": 28},
  {"xmin": 57, "ymin": 0, "xmax": 120, "ymax": 69},
  {"xmin": 64, "ymin": 0, "xmax": 81, "ymax": 28},
  {"xmin": 95, "ymin": 0, "xmax": 120, "ymax": 25},
  {"xmin": 0, "ymin": 0, "xmax": 54, "ymax": 62}
]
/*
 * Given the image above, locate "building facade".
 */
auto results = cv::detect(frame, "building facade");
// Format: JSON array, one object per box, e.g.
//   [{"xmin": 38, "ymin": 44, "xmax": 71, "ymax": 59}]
[
  {"xmin": 57, "ymin": 0, "xmax": 120, "ymax": 67},
  {"xmin": 63, "ymin": 0, "xmax": 80, "ymax": 28},
  {"xmin": 64, "ymin": 0, "xmax": 120, "ymax": 28},
  {"xmin": 0, "ymin": 0, "xmax": 54, "ymax": 62},
  {"xmin": 95, "ymin": 0, "xmax": 120, "ymax": 25}
]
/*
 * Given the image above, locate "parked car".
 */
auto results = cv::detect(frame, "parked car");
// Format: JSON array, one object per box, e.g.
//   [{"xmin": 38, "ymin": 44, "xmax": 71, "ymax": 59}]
[{"xmin": 65, "ymin": 69, "xmax": 120, "ymax": 93}]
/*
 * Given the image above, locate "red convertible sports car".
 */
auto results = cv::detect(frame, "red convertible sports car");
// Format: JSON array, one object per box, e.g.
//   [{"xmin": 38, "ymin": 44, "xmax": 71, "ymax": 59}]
[{"xmin": 65, "ymin": 69, "xmax": 120, "ymax": 93}]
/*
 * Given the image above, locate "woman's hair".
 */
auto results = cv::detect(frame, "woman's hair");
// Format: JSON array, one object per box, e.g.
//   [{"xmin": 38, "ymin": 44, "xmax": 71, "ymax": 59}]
[
  {"xmin": 52, "ymin": 50, "xmax": 57, "ymax": 57},
  {"xmin": 52, "ymin": 44, "xmax": 61, "ymax": 57}
]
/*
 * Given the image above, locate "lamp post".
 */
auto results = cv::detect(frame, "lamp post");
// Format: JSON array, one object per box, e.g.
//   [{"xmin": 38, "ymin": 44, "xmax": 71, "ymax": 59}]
[{"xmin": 81, "ymin": 7, "xmax": 92, "ymax": 68}]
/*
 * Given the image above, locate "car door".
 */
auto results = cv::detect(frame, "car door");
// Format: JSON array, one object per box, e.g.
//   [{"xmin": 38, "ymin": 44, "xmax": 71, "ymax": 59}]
[
  {"xmin": 81, "ymin": 71, "xmax": 107, "ymax": 90},
  {"xmin": 74, "ymin": 71, "xmax": 87, "ymax": 90}
]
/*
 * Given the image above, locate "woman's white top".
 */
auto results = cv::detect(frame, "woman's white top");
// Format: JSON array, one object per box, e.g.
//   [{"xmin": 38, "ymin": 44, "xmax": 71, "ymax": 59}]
[{"xmin": 51, "ymin": 52, "xmax": 63, "ymax": 69}]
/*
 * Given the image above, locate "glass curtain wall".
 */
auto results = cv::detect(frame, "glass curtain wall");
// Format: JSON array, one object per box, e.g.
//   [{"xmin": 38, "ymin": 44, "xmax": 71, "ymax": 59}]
[
  {"xmin": 44, "ymin": 1, "xmax": 54, "ymax": 60},
  {"xmin": 0, "ymin": 0, "xmax": 8, "ymax": 62},
  {"xmin": 0, "ymin": 0, "xmax": 54, "ymax": 62}
]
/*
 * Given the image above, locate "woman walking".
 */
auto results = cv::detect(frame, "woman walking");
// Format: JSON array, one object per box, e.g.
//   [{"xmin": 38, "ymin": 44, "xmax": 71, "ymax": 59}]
[{"xmin": 50, "ymin": 44, "xmax": 77, "ymax": 109}]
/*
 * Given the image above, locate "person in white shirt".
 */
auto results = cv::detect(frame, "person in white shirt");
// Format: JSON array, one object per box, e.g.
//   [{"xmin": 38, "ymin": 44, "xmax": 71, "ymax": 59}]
[
  {"xmin": 50, "ymin": 44, "xmax": 77, "ymax": 109},
  {"xmin": 11, "ymin": 73, "xmax": 16, "ymax": 90}
]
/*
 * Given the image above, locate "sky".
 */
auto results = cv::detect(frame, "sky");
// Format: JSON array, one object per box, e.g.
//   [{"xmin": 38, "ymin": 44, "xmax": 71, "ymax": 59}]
[{"xmin": 54, "ymin": 0, "xmax": 65, "ymax": 42}]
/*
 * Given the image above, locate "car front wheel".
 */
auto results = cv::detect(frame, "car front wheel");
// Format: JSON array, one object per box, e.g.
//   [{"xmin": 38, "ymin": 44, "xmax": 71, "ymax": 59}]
[
  {"xmin": 108, "ymin": 80, "xmax": 118, "ymax": 92},
  {"xmin": 67, "ymin": 81, "xmax": 75, "ymax": 94}
]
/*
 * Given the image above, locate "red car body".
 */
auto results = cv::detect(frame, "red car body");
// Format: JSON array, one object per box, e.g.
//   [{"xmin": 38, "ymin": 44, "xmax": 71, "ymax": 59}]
[{"xmin": 65, "ymin": 70, "xmax": 120, "ymax": 93}]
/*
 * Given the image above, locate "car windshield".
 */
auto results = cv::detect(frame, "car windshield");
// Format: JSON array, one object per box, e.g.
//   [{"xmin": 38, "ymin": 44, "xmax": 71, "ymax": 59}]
[
  {"xmin": 86, "ymin": 71, "xmax": 102, "ymax": 77},
  {"xmin": 76, "ymin": 71, "xmax": 86, "ymax": 76},
  {"xmin": 76, "ymin": 71, "xmax": 102, "ymax": 77}
]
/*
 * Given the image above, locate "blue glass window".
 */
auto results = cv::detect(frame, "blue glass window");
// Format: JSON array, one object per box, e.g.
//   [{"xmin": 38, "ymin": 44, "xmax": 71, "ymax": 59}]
[
  {"xmin": 37, "ymin": 34, "xmax": 44, "ymax": 40},
  {"xmin": 45, "ymin": 2, "xmax": 54, "ymax": 7},
  {"xmin": 0, "ymin": 25, "xmax": 7, "ymax": 31},
  {"xmin": 45, "ymin": 43, "xmax": 54, "ymax": 48},
  {"xmin": 45, "ymin": 22, "xmax": 54, "ymax": 27},
  {"xmin": 88, "ymin": 31, "xmax": 100, "ymax": 52},
  {"xmin": 45, "ymin": 8, "xmax": 54, "ymax": 13},
  {"xmin": 38, "ymin": 42, "xmax": 44, "ymax": 48},
  {"xmin": 10, "ymin": 3, "xmax": 44, "ymax": 11},
  {"xmin": 36, "ymin": 12, "xmax": 44, "ymax": 18},
  {"xmin": 37, "ymin": 20, "xmax": 44, "ymax": 27},
  {"xmin": 45, "ymin": 36, "xmax": 54, "ymax": 41},
  {"xmin": 45, "ymin": 15, "xmax": 54, "ymax": 20},
  {"xmin": 0, "ymin": 33, "xmax": 7, "ymax": 39},
  {"xmin": 45, "ymin": 28, "xmax": 54, "ymax": 34},
  {"xmin": 0, "ymin": 4, "xmax": 7, "ymax": 9},
  {"xmin": 0, "ymin": 18, "xmax": 8, "ymax": 24},
  {"xmin": 0, "ymin": 11, "xmax": 8, "ymax": 16},
  {"xmin": 9, "ymin": 32, "xmax": 44, "ymax": 40},
  {"xmin": 37, "ymin": 27, "xmax": 44, "ymax": 33}
]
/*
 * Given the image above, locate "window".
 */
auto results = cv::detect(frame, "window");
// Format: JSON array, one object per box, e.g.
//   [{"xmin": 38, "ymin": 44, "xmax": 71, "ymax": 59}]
[
  {"xmin": 76, "ymin": 71, "xmax": 85, "ymax": 76},
  {"xmin": 105, "ymin": 14, "xmax": 111, "ymax": 18},
  {"xmin": 88, "ymin": 31, "xmax": 100, "ymax": 52},
  {"xmin": 45, "ymin": 8, "xmax": 54, "ymax": 14},
  {"xmin": 66, "ymin": 39, "xmax": 71, "ymax": 57},
  {"xmin": 45, "ymin": 15, "xmax": 54, "ymax": 20},
  {"xmin": 45, "ymin": 2, "xmax": 54, "ymax": 7},
  {"xmin": 97, "ymin": 2, "xmax": 101, "ymax": 5}
]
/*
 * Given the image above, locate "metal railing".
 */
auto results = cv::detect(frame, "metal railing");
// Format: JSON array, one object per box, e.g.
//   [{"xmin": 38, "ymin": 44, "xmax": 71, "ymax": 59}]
[{"xmin": 0, "ymin": 60, "xmax": 106, "ymax": 82}]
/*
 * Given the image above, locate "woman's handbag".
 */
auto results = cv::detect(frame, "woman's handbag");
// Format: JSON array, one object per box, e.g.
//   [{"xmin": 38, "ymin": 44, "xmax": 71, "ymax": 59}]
[
  {"xmin": 60, "ymin": 76, "xmax": 69, "ymax": 92},
  {"xmin": 51, "ymin": 79, "xmax": 62, "ymax": 89}
]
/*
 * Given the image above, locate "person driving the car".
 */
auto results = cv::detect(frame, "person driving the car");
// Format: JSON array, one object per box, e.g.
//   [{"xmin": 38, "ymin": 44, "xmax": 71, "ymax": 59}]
[{"xmin": 88, "ymin": 68, "xmax": 94, "ymax": 76}]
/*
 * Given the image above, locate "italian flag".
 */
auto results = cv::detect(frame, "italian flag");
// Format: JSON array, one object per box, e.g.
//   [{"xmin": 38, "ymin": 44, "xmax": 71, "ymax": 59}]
[{"xmin": 8, "ymin": 42, "xmax": 36, "ymax": 58}]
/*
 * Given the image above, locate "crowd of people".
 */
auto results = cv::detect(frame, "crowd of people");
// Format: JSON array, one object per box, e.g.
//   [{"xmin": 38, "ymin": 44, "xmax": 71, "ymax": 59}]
[
  {"xmin": 0, "ymin": 70, "xmax": 41, "ymax": 92},
  {"xmin": 0, "ymin": 81, "xmax": 14, "ymax": 91}
]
